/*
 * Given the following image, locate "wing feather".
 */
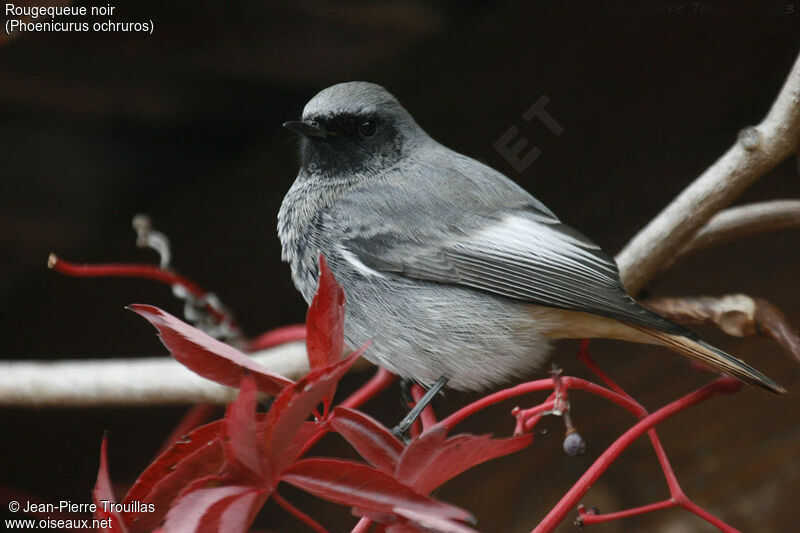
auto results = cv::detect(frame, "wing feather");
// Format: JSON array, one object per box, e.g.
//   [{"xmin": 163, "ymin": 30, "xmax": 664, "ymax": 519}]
[{"xmin": 343, "ymin": 211, "xmax": 690, "ymax": 336}]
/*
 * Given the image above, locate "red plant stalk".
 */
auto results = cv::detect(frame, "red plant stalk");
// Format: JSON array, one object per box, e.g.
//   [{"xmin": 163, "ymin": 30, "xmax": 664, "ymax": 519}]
[
  {"xmin": 340, "ymin": 368, "xmax": 396, "ymax": 410},
  {"xmin": 246, "ymin": 324, "xmax": 307, "ymax": 351},
  {"xmin": 533, "ymin": 377, "xmax": 742, "ymax": 533},
  {"xmin": 350, "ymin": 517, "xmax": 373, "ymax": 533},
  {"xmin": 272, "ymin": 491, "xmax": 329, "ymax": 533},
  {"xmin": 574, "ymin": 344, "xmax": 740, "ymax": 531},
  {"xmin": 429, "ymin": 351, "xmax": 741, "ymax": 532},
  {"xmin": 411, "ymin": 384, "xmax": 438, "ymax": 432},
  {"xmin": 48, "ymin": 254, "xmax": 234, "ymax": 327},
  {"xmin": 437, "ymin": 377, "xmax": 640, "ymax": 432},
  {"xmin": 578, "ymin": 499, "xmax": 677, "ymax": 522},
  {"xmin": 512, "ymin": 399, "xmax": 556, "ymax": 435}
]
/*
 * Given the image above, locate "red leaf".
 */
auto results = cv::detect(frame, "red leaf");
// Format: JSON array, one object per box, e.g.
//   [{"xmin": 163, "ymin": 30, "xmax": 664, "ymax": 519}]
[
  {"xmin": 93, "ymin": 437, "xmax": 128, "ymax": 533},
  {"xmin": 195, "ymin": 488, "xmax": 268, "ymax": 533},
  {"xmin": 393, "ymin": 508, "xmax": 479, "ymax": 533},
  {"xmin": 161, "ymin": 477, "xmax": 265, "ymax": 533},
  {"xmin": 156, "ymin": 403, "xmax": 217, "ymax": 457},
  {"xmin": 263, "ymin": 347, "xmax": 365, "ymax": 477},
  {"xmin": 223, "ymin": 374, "xmax": 263, "ymax": 482},
  {"xmin": 128, "ymin": 304, "xmax": 293, "ymax": 395},
  {"xmin": 330, "ymin": 407, "xmax": 403, "ymax": 474},
  {"xmin": 262, "ymin": 421, "xmax": 319, "ymax": 474},
  {"xmin": 281, "ymin": 458, "xmax": 472, "ymax": 523},
  {"xmin": 385, "ymin": 525, "xmax": 421, "ymax": 533},
  {"xmin": 122, "ymin": 422, "xmax": 224, "ymax": 531},
  {"xmin": 305, "ymin": 254, "xmax": 346, "ymax": 371},
  {"xmin": 397, "ymin": 428, "xmax": 533, "ymax": 494},
  {"xmin": 359, "ymin": 507, "xmax": 478, "ymax": 533},
  {"xmin": 393, "ymin": 429, "xmax": 447, "ymax": 489}
]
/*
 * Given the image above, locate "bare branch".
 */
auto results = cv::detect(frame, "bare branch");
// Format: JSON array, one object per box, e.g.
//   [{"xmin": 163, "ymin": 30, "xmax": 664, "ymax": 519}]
[
  {"xmin": 753, "ymin": 297, "xmax": 800, "ymax": 365},
  {"xmin": 0, "ymin": 342, "xmax": 309, "ymax": 407},
  {"xmin": 680, "ymin": 199, "xmax": 800, "ymax": 257},
  {"xmin": 643, "ymin": 295, "xmax": 800, "ymax": 364},
  {"xmin": 616, "ymin": 51, "xmax": 800, "ymax": 295}
]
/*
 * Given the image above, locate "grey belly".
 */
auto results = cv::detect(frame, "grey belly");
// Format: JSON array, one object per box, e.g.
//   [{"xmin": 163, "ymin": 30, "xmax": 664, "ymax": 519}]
[{"xmin": 338, "ymin": 268, "xmax": 554, "ymax": 391}]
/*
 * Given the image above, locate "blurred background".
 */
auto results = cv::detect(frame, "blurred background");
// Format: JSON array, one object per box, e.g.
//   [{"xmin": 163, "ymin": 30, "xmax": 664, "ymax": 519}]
[{"xmin": 2, "ymin": 1, "xmax": 799, "ymax": 531}]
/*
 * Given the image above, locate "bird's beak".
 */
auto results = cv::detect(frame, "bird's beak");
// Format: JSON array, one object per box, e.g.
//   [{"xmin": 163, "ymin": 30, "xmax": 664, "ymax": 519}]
[{"xmin": 283, "ymin": 120, "xmax": 328, "ymax": 138}]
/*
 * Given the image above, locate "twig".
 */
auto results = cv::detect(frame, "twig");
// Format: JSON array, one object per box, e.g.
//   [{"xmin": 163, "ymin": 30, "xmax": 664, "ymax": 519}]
[
  {"xmin": 0, "ymin": 342, "xmax": 308, "ymax": 407},
  {"xmin": 48, "ymin": 254, "xmax": 241, "ymax": 339},
  {"xmin": 418, "ymin": 342, "xmax": 741, "ymax": 531},
  {"xmin": 754, "ymin": 297, "xmax": 800, "ymax": 364},
  {"xmin": 339, "ymin": 368, "xmax": 397, "ymax": 410},
  {"xmin": 533, "ymin": 377, "xmax": 742, "ymax": 533},
  {"xmin": 436, "ymin": 377, "xmax": 640, "ymax": 433},
  {"xmin": 575, "ymin": 343, "xmax": 737, "ymax": 531},
  {"xmin": 616, "ymin": 51, "xmax": 800, "ymax": 295},
  {"xmin": 678, "ymin": 200, "xmax": 800, "ymax": 258},
  {"xmin": 273, "ymin": 491, "xmax": 329, "ymax": 533},
  {"xmin": 350, "ymin": 517, "xmax": 373, "ymax": 533},
  {"xmin": 246, "ymin": 325, "xmax": 307, "ymax": 351},
  {"xmin": 411, "ymin": 384, "xmax": 438, "ymax": 432}
]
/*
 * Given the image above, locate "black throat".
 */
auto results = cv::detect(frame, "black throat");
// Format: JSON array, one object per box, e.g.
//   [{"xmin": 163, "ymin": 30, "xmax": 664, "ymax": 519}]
[{"xmin": 299, "ymin": 113, "xmax": 402, "ymax": 176}]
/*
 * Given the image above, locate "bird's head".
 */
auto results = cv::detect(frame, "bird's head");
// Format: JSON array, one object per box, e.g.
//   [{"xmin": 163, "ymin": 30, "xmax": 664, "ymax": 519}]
[{"xmin": 284, "ymin": 82, "xmax": 426, "ymax": 177}]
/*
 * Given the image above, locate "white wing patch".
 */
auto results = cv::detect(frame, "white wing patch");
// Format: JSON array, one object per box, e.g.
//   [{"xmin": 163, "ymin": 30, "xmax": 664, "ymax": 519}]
[
  {"xmin": 459, "ymin": 214, "xmax": 615, "ymax": 280},
  {"xmin": 338, "ymin": 245, "xmax": 388, "ymax": 278}
]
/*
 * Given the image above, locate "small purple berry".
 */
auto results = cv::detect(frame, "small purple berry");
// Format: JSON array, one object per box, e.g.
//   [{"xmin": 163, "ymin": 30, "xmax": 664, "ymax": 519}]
[{"xmin": 563, "ymin": 431, "xmax": 586, "ymax": 456}]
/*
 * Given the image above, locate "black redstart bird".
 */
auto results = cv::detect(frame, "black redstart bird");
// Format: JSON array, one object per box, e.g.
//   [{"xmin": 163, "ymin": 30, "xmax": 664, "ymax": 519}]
[{"xmin": 278, "ymin": 82, "xmax": 784, "ymax": 433}]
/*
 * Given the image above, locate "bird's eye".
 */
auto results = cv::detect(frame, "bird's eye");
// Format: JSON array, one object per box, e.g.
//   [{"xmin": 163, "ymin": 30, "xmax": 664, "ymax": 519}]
[{"xmin": 358, "ymin": 119, "xmax": 378, "ymax": 138}]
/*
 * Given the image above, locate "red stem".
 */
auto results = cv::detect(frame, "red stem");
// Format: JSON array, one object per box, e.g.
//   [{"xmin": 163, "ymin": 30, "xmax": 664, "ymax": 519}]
[
  {"xmin": 575, "ymin": 347, "xmax": 737, "ymax": 530},
  {"xmin": 48, "ymin": 254, "xmax": 233, "ymax": 327},
  {"xmin": 340, "ymin": 368, "xmax": 396, "ymax": 410},
  {"xmin": 578, "ymin": 499, "xmax": 677, "ymax": 524},
  {"xmin": 411, "ymin": 385, "xmax": 438, "ymax": 431},
  {"xmin": 273, "ymin": 491, "xmax": 329, "ymax": 533},
  {"xmin": 246, "ymin": 324, "xmax": 307, "ymax": 351},
  {"xmin": 438, "ymin": 379, "xmax": 553, "ymax": 431},
  {"xmin": 408, "ymin": 415, "xmax": 421, "ymax": 439},
  {"xmin": 437, "ymin": 377, "xmax": 640, "ymax": 432},
  {"xmin": 515, "ymin": 400, "xmax": 556, "ymax": 434},
  {"xmin": 680, "ymin": 497, "xmax": 741, "ymax": 532},
  {"xmin": 577, "ymin": 340, "xmax": 634, "ymax": 401},
  {"xmin": 532, "ymin": 377, "xmax": 741, "ymax": 533},
  {"xmin": 350, "ymin": 517, "xmax": 373, "ymax": 533},
  {"xmin": 577, "ymin": 348, "xmax": 692, "ymax": 503},
  {"xmin": 579, "ymin": 490, "xmax": 738, "ymax": 532},
  {"xmin": 648, "ymin": 428, "xmax": 681, "ymax": 493}
]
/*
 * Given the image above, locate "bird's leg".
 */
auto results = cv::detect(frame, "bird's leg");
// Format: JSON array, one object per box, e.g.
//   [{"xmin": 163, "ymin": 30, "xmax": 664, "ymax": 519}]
[
  {"xmin": 392, "ymin": 375, "xmax": 448, "ymax": 438},
  {"xmin": 399, "ymin": 377, "xmax": 416, "ymax": 406}
]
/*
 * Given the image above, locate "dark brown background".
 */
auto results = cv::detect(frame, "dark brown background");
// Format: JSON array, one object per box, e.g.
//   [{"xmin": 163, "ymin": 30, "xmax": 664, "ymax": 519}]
[{"xmin": 2, "ymin": 1, "xmax": 799, "ymax": 531}]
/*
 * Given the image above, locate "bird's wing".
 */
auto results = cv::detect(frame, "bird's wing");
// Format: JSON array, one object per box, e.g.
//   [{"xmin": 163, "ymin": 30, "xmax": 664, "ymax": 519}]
[{"xmin": 330, "ymin": 174, "xmax": 688, "ymax": 336}]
